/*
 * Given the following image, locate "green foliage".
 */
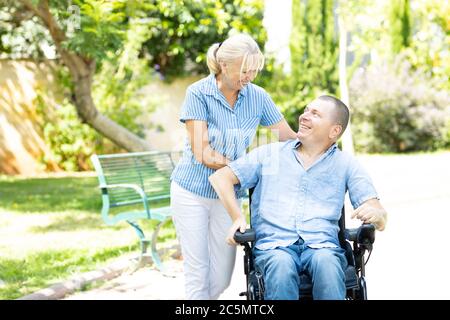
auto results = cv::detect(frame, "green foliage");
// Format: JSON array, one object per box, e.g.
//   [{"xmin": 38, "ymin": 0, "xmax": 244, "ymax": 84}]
[
  {"xmin": 261, "ymin": 0, "xmax": 339, "ymax": 129},
  {"xmin": 349, "ymin": 58, "xmax": 450, "ymax": 153},
  {"xmin": 2, "ymin": 0, "xmax": 266, "ymax": 75},
  {"xmin": 1, "ymin": 0, "xmax": 128, "ymax": 60},
  {"xmin": 389, "ymin": 0, "xmax": 411, "ymax": 54},
  {"xmin": 3, "ymin": 0, "xmax": 267, "ymax": 171},
  {"xmin": 138, "ymin": 0, "xmax": 266, "ymax": 80},
  {"xmin": 34, "ymin": 11, "xmax": 164, "ymax": 171},
  {"xmin": 402, "ymin": 0, "xmax": 449, "ymax": 90},
  {"xmin": 338, "ymin": 0, "xmax": 448, "ymax": 90},
  {"xmin": 35, "ymin": 90, "xmax": 101, "ymax": 171},
  {"xmin": 59, "ymin": 0, "xmax": 128, "ymax": 61},
  {"xmin": 92, "ymin": 18, "xmax": 159, "ymax": 138},
  {"xmin": 0, "ymin": 4, "xmax": 53, "ymax": 58},
  {"xmin": 290, "ymin": 0, "xmax": 338, "ymax": 93}
]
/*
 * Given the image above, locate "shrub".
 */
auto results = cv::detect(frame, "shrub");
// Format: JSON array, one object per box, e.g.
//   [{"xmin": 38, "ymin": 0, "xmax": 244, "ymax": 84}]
[
  {"xmin": 349, "ymin": 58, "xmax": 450, "ymax": 153},
  {"xmin": 35, "ymin": 93, "xmax": 103, "ymax": 172}
]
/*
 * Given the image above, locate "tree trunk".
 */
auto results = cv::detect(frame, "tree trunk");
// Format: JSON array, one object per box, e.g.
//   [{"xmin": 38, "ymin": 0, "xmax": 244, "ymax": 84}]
[
  {"xmin": 67, "ymin": 55, "xmax": 152, "ymax": 152},
  {"xmin": 338, "ymin": 14, "xmax": 354, "ymax": 155},
  {"xmin": 18, "ymin": 0, "xmax": 152, "ymax": 152}
]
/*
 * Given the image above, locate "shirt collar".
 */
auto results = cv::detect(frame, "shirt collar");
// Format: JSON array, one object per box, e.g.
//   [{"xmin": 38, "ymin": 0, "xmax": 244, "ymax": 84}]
[
  {"xmin": 293, "ymin": 139, "xmax": 302, "ymax": 149},
  {"xmin": 238, "ymin": 83, "xmax": 249, "ymax": 97},
  {"xmin": 201, "ymin": 73, "xmax": 248, "ymax": 98},
  {"xmin": 293, "ymin": 139, "xmax": 338, "ymax": 155},
  {"xmin": 200, "ymin": 74, "xmax": 218, "ymax": 96}
]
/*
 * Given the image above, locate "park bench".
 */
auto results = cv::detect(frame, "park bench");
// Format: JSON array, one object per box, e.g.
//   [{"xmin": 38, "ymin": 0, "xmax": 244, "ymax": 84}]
[{"xmin": 90, "ymin": 151, "xmax": 181, "ymax": 274}]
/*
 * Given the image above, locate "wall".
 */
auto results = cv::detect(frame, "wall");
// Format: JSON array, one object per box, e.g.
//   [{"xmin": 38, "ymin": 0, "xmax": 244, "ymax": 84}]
[
  {"xmin": 0, "ymin": 59, "xmax": 198, "ymax": 175},
  {"xmin": 0, "ymin": 60, "xmax": 60, "ymax": 175},
  {"xmin": 139, "ymin": 76, "xmax": 199, "ymax": 152}
]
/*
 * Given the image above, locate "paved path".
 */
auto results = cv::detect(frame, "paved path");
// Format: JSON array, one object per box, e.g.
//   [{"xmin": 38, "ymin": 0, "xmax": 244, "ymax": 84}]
[
  {"xmin": 63, "ymin": 248, "xmax": 246, "ymax": 300},
  {"xmin": 61, "ymin": 152, "xmax": 450, "ymax": 300}
]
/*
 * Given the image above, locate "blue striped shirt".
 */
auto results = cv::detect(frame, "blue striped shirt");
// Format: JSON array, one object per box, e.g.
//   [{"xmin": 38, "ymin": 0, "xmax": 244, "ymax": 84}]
[{"xmin": 171, "ymin": 74, "xmax": 283, "ymax": 199}]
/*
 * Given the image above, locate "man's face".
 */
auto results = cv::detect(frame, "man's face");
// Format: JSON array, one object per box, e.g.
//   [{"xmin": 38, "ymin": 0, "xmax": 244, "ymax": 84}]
[
  {"xmin": 221, "ymin": 57, "xmax": 258, "ymax": 91},
  {"xmin": 296, "ymin": 99, "xmax": 339, "ymax": 143}
]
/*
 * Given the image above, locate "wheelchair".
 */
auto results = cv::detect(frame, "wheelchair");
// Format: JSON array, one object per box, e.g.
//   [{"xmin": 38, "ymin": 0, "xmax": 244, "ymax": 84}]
[{"xmin": 234, "ymin": 190, "xmax": 376, "ymax": 300}]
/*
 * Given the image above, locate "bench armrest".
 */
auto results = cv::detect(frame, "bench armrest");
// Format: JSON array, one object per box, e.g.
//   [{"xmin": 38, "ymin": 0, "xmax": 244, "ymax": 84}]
[
  {"xmin": 346, "ymin": 224, "xmax": 375, "ymax": 246},
  {"xmin": 234, "ymin": 228, "xmax": 256, "ymax": 244},
  {"xmin": 100, "ymin": 183, "xmax": 148, "ymax": 202}
]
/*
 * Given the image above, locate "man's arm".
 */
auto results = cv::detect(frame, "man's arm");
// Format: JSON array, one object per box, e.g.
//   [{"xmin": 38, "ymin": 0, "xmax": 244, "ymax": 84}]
[
  {"xmin": 209, "ymin": 166, "xmax": 247, "ymax": 245},
  {"xmin": 351, "ymin": 198, "xmax": 387, "ymax": 231}
]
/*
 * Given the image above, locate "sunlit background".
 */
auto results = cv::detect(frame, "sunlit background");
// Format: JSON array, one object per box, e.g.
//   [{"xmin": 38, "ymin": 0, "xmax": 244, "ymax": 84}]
[{"xmin": 0, "ymin": 0, "xmax": 449, "ymax": 300}]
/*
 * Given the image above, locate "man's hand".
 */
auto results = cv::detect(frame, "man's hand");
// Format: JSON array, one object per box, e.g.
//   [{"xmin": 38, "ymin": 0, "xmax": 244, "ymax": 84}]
[
  {"xmin": 226, "ymin": 215, "xmax": 247, "ymax": 246},
  {"xmin": 351, "ymin": 198, "xmax": 387, "ymax": 231}
]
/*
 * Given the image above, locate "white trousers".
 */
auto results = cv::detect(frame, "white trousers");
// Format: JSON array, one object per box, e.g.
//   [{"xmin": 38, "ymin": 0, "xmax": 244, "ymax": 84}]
[{"xmin": 170, "ymin": 181, "xmax": 237, "ymax": 300}]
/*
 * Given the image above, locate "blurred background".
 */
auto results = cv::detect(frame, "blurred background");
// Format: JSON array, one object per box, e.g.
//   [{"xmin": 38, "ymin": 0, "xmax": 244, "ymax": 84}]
[{"xmin": 0, "ymin": 0, "xmax": 449, "ymax": 300}]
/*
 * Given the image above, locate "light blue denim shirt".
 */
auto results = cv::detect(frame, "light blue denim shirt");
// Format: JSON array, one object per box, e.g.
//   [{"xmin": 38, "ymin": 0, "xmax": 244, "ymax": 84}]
[
  {"xmin": 228, "ymin": 139, "xmax": 379, "ymax": 250},
  {"xmin": 171, "ymin": 74, "xmax": 283, "ymax": 199}
]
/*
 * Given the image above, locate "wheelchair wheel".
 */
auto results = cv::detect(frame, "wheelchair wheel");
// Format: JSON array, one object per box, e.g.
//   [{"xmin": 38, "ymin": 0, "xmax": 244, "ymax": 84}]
[
  {"xmin": 247, "ymin": 271, "xmax": 264, "ymax": 300},
  {"xmin": 352, "ymin": 276, "xmax": 368, "ymax": 300}
]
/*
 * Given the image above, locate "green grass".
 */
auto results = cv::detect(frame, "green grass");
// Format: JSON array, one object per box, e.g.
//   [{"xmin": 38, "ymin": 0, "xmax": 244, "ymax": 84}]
[
  {"xmin": 0, "ymin": 174, "xmax": 177, "ymax": 300},
  {"xmin": 0, "ymin": 244, "xmax": 138, "ymax": 300},
  {"xmin": 0, "ymin": 176, "xmax": 101, "ymax": 213}
]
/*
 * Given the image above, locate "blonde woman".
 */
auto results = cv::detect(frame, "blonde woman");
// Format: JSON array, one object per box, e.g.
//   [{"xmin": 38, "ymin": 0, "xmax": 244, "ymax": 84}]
[{"xmin": 170, "ymin": 33, "xmax": 296, "ymax": 300}]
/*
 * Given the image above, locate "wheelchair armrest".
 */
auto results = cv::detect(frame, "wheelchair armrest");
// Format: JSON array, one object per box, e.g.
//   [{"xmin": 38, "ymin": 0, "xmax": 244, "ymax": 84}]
[
  {"xmin": 234, "ymin": 228, "xmax": 256, "ymax": 243},
  {"xmin": 346, "ymin": 223, "xmax": 375, "ymax": 246}
]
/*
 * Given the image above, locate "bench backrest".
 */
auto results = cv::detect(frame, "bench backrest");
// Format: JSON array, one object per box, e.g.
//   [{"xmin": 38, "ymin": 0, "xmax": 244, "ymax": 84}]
[{"xmin": 92, "ymin": 151, "xmax": 180, "ymax": 208}]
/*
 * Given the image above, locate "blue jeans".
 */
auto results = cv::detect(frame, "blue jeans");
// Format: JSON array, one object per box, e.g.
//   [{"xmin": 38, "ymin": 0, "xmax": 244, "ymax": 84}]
[{"xmin": 253, "ymin": 238, "xmax": 347, "ymax": 300}]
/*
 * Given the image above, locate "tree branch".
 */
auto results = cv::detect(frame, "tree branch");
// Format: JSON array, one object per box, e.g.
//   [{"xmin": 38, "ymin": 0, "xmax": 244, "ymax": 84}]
[
  {"xmin": 16, "ymin": 0, "xmax": 153, "ymax": 152},
  {"xmin": 18, "ymin": 0, "xmax": 66, "ymax": 46},
  {"xmin": 17, "ymin": 0, "xmax": 42, "ymax": 18},
  {"xmin": 17, "ymin": 0, "xmax": 90, "ymax": 79}
]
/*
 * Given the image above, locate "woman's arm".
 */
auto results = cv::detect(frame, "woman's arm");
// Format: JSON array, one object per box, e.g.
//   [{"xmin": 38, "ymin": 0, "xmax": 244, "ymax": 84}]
[
  {"xmin": 185, "ymin": 120, "xmax": 230, "ymax": 170},
  {"xmin": 266, "ymin": 119, "xmax": 297, "ymax": 141}
]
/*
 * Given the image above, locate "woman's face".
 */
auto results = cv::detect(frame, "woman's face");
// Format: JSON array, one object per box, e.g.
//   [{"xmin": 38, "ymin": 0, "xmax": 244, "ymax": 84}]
[{"xmin": 220, "ymin": 56, "xmax": 259, "ymax": 91}]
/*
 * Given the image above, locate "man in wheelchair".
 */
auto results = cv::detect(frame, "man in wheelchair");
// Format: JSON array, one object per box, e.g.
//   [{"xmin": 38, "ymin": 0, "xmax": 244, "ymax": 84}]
[{"xmin": 209, "ymin": 95, "xmax": 387, "ymax": 300}]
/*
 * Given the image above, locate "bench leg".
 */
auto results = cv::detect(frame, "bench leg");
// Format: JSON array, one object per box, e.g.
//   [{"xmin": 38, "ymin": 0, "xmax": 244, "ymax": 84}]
[
  {"xmin": 151, "ymin": 218, "xmax": 176, "ymax": 277},
  {"xmin": 127, "ymin": 219, "xmax": 175, "ymax": 277},
  {"xmin": 126, "ymin": 221, "xmax": 147, "ymax": 273}
]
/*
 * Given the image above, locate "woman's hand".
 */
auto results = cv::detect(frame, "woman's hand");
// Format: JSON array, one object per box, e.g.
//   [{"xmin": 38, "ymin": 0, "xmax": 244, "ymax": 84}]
[
  {"xmin": 267, "ymin": 119, "xmax": 297, "ymax": 141},
  {"xmin": 185, "ymin": 120, "xmax": 230, "ymax": 169}
]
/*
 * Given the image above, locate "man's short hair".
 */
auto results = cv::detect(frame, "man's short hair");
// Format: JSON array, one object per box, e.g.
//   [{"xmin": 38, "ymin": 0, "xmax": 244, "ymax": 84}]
[{"xmin": 317, "ymin": 95, "xmax": 349, "ymax": 138}]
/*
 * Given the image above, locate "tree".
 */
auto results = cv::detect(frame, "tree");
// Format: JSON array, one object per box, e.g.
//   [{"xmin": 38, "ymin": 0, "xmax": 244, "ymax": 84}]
[
  {"xmin": 403, "ymin": 0, "xmax": 449, "ymax": 90},
  {"xmin": 283, "ymin": 0, "xmax": 339, "ymax": 128},
  {"xmin": 8, "ymin": 0, "xmax": 152, "ymax": 152},
  {"xmin": 337, "ymin": 10, "xmax": 353, "ymax": 153},
  {"xmin": 342, "ymin": 0, "xmax": 450, "ymax": 153},
  {"xmin": 389, "ymin": 0, "xmax": 411, "ymax": 55},
  {"xmin": 290, "ymin": 0, "xmax": 338, "ymax": 99},
  {"xmin": 335, "ymin": 0, "xmax": 374, "ymax": 154},
  {"xmin": 335, "ymin": 0, "xmax": 398, "ymax": 153},
  {"xmin": 1, "ymin": 0, "xmax": 266, "ymax": 154},
  {"xmin": 138, "ymin": 0, "xmax": 266, "ymax": 79}
]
